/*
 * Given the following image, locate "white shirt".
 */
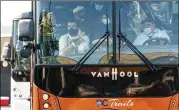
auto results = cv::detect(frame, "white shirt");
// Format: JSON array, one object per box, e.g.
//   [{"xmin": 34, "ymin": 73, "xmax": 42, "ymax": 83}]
[
  {"xmin": 133, "ymin": 28, "xmax": 170, "ymax": 45},
  {"xmin": 59, "ymin": 33, "xmax": 90, "ymax": 55}
]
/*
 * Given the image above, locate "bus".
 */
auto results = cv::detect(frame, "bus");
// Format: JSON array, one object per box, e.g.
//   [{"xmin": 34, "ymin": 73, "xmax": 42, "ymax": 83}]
[
  {"xmin": 17, "ymin": 1, "xmax": 178, "ymax": 110},
  {"xmin": 1, "ymin": 12, "xmax": 31, "ymax": 110}
]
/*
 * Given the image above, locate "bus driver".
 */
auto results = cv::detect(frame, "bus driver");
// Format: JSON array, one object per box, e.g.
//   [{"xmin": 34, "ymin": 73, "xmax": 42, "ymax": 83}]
[{"xmin": 133, "ymin": 18, "xmax": 170, "ymax": 45}]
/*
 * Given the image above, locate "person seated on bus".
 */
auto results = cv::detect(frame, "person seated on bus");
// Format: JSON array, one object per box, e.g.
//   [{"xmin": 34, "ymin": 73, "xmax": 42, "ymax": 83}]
[
  {"xmin": 72, "ymin": 5, "xmax": 100, "ymax": 42},
  {"xmin": 89, "ymin": 2, "xmax": 113, "ymax": 51},
  {"xmin": 72, "ymin": 6, "xmax": 92, "ymax": 36},
  {"xmin": 59, "ymin": 19, "xmax": 90, "ymax": 56},
  {"xmin": 133, "ymin": 18, "xmax": 170, "ymax": 45},
  {"xmin": 93, "ymin": 1, "xmax": 111, "ymax": 28}
]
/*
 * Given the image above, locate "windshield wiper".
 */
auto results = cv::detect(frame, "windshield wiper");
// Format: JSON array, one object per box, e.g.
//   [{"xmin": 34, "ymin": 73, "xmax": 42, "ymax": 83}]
[
  {"xmin": 117, "ymin": 9, "xmax": 158, "ymax": 72},
  {"xmin": 117, "ymin": 33, "xmax": 158, "ymax": 71},
  {"xmin": 72, "ymin": 32, "xmax": 111, "ymax": 73},
  {"xmin": 72, "ymin": 11, "xmax": 111, "ymax": 73}
]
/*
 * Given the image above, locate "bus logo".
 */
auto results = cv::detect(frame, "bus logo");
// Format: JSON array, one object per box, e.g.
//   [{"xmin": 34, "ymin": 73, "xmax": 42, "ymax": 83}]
[
  {"xmin": 96, "ymin": 99, "xmax": 108, "ymax": 106},
  {"xmin": 96, "ymin": 99, "xmax": 134, "ymax": 108},
  {"xmin": 91, "ymin": 68, "xmax": 138, "ymax": 80}
]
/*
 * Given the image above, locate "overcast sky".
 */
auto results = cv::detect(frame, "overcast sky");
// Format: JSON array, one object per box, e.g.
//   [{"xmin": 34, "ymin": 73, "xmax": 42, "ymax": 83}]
[{"xmin": 1, "ymin": 1, "xmax": 31, "ymax": 36}]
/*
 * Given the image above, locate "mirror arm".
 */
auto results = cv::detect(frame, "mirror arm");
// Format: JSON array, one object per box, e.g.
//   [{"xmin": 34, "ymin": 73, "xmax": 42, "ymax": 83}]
[{"xmin": 4, "ymin": 58, "xmax": 11, "ymax": 62}]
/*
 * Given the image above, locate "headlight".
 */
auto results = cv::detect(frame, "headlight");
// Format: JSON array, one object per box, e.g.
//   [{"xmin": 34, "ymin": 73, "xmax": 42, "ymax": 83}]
[
  {"xmin": 169, "ymin": 95, "xmax": 178, "ymax": 110},
  {"xmin": 43, "ymin": 103, "xmax": 50, "ymax": 109},
  {"xmin": 2, "ymin": 61, "xmax": 8, "ymax": 67},
  {"xmin": 18, "ymin": 71, "xmax": 22, "ymax": 75},
  {"xmin": 42, "ymin": 94, "xmax": 49, "ymax": 100}
]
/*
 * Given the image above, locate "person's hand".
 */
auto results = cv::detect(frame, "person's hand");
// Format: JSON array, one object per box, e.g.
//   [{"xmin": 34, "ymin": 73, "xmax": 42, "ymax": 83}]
[
  {"xmin": 73, "ymin": 36, "xmax": 84, "ymax": 45},
  {"xmin": 72, "ymin": 32, "xmax": 85, "ymax": 45},
  {"xmin": 79, "ymin": 31, "xmax": 86, "ymax": 37},
  {"xmin": 92, "ymin": 39, "xmax": 99, "ymax": 45},
  {"xmin": 69, "ymin": 36, "xmax": 80, "ymax": 43}
]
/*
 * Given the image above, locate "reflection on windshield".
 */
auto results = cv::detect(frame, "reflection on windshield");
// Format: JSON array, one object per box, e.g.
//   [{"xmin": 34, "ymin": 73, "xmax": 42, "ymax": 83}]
[
  {"xmin": 36, "ymin": 1, "xmax": 178, "ymax": 65},
  {"xmin": 35, "ymin": 66, "xmax": 178, "ymax": 97},
  {"xmin": 37, "ymin": 1, "xmax": 113, "ymax": 64},
  {"xmin": 13, "ymin": 21, "xmax": 30, "ymax": 70}
]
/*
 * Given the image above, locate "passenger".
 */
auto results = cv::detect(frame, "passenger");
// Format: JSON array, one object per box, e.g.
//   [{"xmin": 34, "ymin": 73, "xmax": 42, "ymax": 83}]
[
  {"xmin": 93, "ymin": 2, "xmax": 110, "ymax": 25},
  {"xmin": 73, "ymin": 6, "xmax": 88, "ymax": 31},
  {"xmin": 73, "ymin": 6, "xmax": 86, "ymax": 22},
  {"xmin": 72, "ymin": 6, "xmax": 94, "ymax": 40},
  {"xmin": 94, "ymin": 2, "xmax": 105, "ymax": 12},
  {"xmin": 91, "ymin": 2, "xmax": 111, "ymax": 41},
  {"xmin": 133, "ymin": 18, "xmax": 170, "ymax": 45},
  {"xmin": 59, "ymin": 19, "xmax": 90, "ymax": 56},
  {"xmin": 89, "ymin": 2, "xmax": 112, "ymax": 51},
  {"xmin": 129, "ymin": 1, "xmax": 147, "ymax": 36},
  {"xmin": 72, "ymin": 5, "xmax": 111, "ymax": 49}
]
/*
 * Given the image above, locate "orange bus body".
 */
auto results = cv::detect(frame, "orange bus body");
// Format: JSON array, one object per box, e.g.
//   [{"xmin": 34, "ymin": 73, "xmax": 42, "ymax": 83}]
[
  {"xmin": 33, "ymin": 84, "xmax": 178, "ymax": 110},
  {"xmin": 31, "ymin": 1, "xmax": 179, "ymax": 110}
]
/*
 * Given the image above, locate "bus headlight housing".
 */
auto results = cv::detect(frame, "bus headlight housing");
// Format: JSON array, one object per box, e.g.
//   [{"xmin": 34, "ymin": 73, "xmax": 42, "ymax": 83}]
[
  {"xmin": 169, "ymin": 94, "xmax": 178, "ymax": 110},
  {"xmin": 2, "ymin": 61, "xmax": 8, "ymax": 67},
  {"xmin": 43, "ymin": 103, "xmax": 50, "ymax": 109},
  {"xmin": 42, "ymin": 94, "xmax": 49, "ymax": 100},
  {"xmin": 38, "ymin": 89, "xmax": 61, "ymax": 110}
]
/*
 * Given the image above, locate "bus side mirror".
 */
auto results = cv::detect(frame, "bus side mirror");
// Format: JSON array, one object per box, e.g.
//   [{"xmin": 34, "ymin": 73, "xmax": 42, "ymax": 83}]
[
  {"xmin": 18, "ymin": 19, "xmax": 34, "ymax": 41},
  {"xmin": 1, "ymin": 42, "xmax": 11, "ymax": 67}
]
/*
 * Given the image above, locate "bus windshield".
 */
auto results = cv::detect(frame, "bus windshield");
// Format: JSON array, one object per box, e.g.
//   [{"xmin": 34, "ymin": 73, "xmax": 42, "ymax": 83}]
[{"xmin": 36, "ymin": 1, "xmax": 178, "ymax": 65}]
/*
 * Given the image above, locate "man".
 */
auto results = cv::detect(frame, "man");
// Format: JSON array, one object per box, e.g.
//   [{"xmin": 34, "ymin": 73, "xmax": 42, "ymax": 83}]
[
  {"xmin": 59, "ymin": 19, "xmax": 90, "ymax": 56},
  {"xmin": 94, "ymin": 2, "xmax": 104, "ymax": 12},
  {"xmin": 93, "ymin": 2, "xmax": 111, "ymax": 25},
  {"xmin": 129, "ymin": 1, "xmax": 147, "ymax": 36},
  {"xmin": 72, "ymin": 5, "xmax": 111, "ymax": 49},
  {"xmin": 133, "ymin": 18, "xmax": 170, "ymax": 45},
  {"xmin": 91, "ymin": 2, "xmax": 112, "ymax": 51},
  {"xmin": 92, "ymin": 2, "xmax": 111, "ymax": 40},
  {"xmin": 73, "ymin": 6, "xmax": 86, "ymax": 22},
  {"xmin": 72, "ymin": 6, "xmax": 93, "ymax": 35}
]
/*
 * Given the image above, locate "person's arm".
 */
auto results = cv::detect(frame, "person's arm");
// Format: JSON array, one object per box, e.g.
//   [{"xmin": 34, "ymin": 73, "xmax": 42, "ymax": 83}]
[
  {"xmin": 60, "ymin": 43, "xmax": 76, "ymax": 55},
  {"xmin": 69, "ymin": 36, "xmax": 81, "ymax": 43},
  {"xmin": 76, "ymin": 35, "xmax": 90, "ymax": 53},
  {"xmin": 133, "ymin": 33, "xmax": 149, "ymax": 45},
  {"xmin": 133, "ymin": 34, "xmax": 143, "ymax": 45},
  {"xmin": 159, "ymin": 30, "xmax": 171, "ymax": 42}
]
